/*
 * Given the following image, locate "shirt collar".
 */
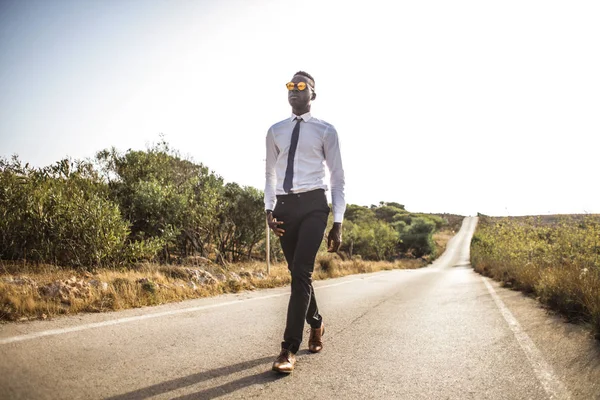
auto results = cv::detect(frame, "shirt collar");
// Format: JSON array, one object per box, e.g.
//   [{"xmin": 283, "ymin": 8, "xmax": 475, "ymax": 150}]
[{"xmin": 291, "ymin": 112, "xmax": 312, "ymax": 122}]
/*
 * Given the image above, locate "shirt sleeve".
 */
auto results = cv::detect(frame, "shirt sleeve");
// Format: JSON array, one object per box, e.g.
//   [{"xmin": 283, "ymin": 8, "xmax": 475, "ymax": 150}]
[
  {"xmin": 264, "ymin": 128, "xmax": 278, "ymax": 211},
  {"xmin": 323, "ymin": 125, "xmax": 346, "ymax": 223}
]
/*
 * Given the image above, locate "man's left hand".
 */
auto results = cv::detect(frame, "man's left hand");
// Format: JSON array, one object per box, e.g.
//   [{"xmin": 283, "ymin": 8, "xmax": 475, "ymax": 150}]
[{"xmin": 327, "ymin": 222, "xmax": 342, "ymax": 253}]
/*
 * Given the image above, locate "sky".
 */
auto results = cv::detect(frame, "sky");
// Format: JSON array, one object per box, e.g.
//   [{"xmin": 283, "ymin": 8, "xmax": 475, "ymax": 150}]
[{"xmin": 1, "ymin": 0, "xmax": 598, "ymax": 217}]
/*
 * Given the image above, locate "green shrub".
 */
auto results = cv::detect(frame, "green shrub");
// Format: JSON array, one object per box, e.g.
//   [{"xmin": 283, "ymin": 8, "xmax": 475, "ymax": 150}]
[
  {"xmin": 140, "ymin": 280, "xmax": 157, "ymax": 294},
  {"xmin": 0, "ymin": 158, "xmax": 130, "ymax": 268},
  {"xmin": 399, "ymin": 217, "xmax": 436, "ymax": 257}
]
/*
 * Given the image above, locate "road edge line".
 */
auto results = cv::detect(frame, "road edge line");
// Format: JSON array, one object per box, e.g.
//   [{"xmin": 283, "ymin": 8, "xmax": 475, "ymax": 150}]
[{"xmin": 482, "ymin": 276, "xmax": 571, "ymax": 400}]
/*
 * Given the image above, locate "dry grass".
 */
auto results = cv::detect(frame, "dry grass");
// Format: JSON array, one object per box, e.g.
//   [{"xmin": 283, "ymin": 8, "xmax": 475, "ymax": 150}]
[
  {"xmin": 471, "ymin": 215, "xmax": 600, "ymax": 339},
  {"xmin": 313, "ymin": 254, "xmax": 425, "ymax": 280},
  {"xmin": 433, "ymin": 229, "xmax": 454, "ymax": 258},
  {"xmin": 0, "ymin": 252, "xmax": 431, "ymax": 322}
]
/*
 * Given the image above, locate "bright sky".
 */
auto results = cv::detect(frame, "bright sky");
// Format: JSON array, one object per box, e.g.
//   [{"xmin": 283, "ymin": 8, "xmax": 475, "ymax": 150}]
[{"xmin": 1, "ymin": 0, "xmax": 598, "ymax": 217}]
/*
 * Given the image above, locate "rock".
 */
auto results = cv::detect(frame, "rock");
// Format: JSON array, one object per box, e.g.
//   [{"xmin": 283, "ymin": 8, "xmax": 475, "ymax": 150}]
[
  {"xmin": 40, "ymin": 282, "xmax": 62, "ymax": 298},
  {"xmin": 39, "ymin": 277, "xmax": 92, "ymax": 304},
  {"xmin": 89, "ymin": 280, "xmax": 109, "ymax": 292},
  {"xmin": 187, "ymin": 281, "xmax": 197, "ymax": 290},
  {"xmin": 214, "ymin": 273, "xmax": 227, "ymax": 282},
  {"xmin": 239, "ymin": 271, "xmax": 252, "ymax": 279},
  {"xmin": 228, "ymin": 272, "xmax": 241, "ymax": 282},
  {"xmin": 184, "ymin": 268, "xmax": 218, "ymax": 285},
  {"xmin": 252, "ymin": 271, "xmax": 267, "ymax": 279}
]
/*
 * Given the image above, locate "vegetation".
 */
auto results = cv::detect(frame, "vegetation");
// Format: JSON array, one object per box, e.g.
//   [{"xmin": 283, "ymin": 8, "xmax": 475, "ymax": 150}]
[
  {"xmin": 342, "ymin": 202, "xmax": 447, "ymax": 260},
  {"xmin": 471, "ymin": 215, "xmax": 600, "ymax": 338},
  {"xmin": 0, "ymin": 157, "xmax": 131, "ymax": 267},
  {"xmin": 1, "ymin": 141, "xmax": 452, "ymax": 268},
  {"xmin": 1, "ymin": 141, "xmax": 268, "ymax": 267},
  {"xmin": 0, "ymin": 140, "xmax": 459, "ymax": 321}
]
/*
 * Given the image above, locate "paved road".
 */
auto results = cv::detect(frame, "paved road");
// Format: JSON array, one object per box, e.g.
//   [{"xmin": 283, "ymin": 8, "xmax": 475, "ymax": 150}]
[{"xmin": 1, "ymin": 217, "xmax": 599, "ymax": 399}]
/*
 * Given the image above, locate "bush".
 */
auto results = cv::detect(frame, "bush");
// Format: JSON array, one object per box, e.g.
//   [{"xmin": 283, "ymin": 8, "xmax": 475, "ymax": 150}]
[
  {"xmin": 0, "ymin": 158, "xmax": 131, "ymax": 268},
  {"xmin": 471, "ymin": 215, "xmax": 600, "ymax": 338},
  {"xmin": 139, "ymin": 280, "xmax": 157, "ymax": 294},
  {"xmin": 399, "ymin": 217, "xmax": 436, "ymax": 257}
]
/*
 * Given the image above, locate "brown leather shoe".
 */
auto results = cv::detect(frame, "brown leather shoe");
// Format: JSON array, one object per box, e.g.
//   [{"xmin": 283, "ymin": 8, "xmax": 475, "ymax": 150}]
[
  {"xmin": 308, "ymin": 323, "xmax": 325, "ymax": 353},
  {"xmin": 272, "ymin": 349, "xmax": 296, "ymax": 374}
]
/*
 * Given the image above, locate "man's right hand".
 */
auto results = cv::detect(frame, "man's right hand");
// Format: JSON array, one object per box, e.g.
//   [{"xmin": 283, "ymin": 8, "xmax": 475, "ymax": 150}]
[{"xmin": 267, "ymin": 211, "xmax": 285, "ymax": 237}]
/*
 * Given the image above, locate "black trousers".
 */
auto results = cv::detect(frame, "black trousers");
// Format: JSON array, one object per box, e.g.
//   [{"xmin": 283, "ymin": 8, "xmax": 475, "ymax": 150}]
[{"xmin": 273, "ymin": 189, "xmax": 329, "ymax": 354}]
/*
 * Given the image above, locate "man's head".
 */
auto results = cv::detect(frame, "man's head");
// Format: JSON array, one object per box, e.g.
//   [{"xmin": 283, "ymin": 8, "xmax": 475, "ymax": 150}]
[{"xmin": 287, "ymin": 71, "xmax": 316, "ymax": 114}]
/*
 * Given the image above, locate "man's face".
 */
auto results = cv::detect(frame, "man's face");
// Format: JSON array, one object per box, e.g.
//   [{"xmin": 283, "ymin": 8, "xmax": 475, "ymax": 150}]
[{"xmin": 288, "ymin": 74, "xmax": 315, "ymax": 110}]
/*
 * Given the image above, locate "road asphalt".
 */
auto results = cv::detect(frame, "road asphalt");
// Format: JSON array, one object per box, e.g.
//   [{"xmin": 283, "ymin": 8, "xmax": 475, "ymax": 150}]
[{"xmin": 1, "ymin": 216, "xmax": 599, "ymax": 399}]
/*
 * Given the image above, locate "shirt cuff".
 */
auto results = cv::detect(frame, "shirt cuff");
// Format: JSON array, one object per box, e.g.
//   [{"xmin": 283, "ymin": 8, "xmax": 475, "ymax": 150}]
[
  {"xmin": 264, "ymin": 201, "xmax": 275, "ymax": 211},
  {"xmin": 333, "ymin": 212, "xmax": 344, "ymax": 224}
]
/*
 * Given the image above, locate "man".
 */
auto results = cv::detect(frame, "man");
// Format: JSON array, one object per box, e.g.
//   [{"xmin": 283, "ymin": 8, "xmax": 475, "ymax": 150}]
[{"xmin": 264, "ymin": 71, "xmax": 346, "ymax": 374}]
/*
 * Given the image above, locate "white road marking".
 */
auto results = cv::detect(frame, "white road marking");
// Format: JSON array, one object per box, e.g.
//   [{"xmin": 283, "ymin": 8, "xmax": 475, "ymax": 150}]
[
  {"xmin": 0, "ymin": 276, "xmax": 377, "ymax": 345},
  {"xmin": 482, "ymin": 277, "xmax": 571, "ymax": 400}
]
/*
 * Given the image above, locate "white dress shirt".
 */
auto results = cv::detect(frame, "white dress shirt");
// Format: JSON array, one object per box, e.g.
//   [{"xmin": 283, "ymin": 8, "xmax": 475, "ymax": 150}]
[{"xmin": 265, "ymin": 112, "xmax": 346, "ymax": 223}]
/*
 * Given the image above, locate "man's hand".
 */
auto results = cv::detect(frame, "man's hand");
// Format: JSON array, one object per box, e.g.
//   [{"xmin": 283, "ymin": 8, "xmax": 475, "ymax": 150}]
[
  {"xmin": 266, "ymin": 211, "xmax": 285, "ymax": 237},
  {"xmin": 327, "ymin": 222, "xmax": 342, "ymax": 252}
]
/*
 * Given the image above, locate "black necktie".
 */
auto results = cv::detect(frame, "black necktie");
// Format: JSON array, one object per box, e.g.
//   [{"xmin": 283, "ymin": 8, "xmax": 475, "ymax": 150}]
[{"xmin": 283, "ymin": 118, "xmax": 301, "ymax": 193}]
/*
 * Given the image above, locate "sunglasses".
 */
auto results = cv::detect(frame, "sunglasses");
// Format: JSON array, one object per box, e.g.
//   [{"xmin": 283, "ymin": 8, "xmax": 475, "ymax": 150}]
[{"xmin": 286, "ymin": 82, "xmax": 313, "ymax": 91}]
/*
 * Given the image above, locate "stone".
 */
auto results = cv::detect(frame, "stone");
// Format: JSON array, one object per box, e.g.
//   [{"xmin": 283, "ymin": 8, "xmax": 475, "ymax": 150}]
[
  {"xmin": 228, "ymin": 272, "xmax": 241, "ymax": 282},
  {"xmin": 89, "ymin": 280, "xmax": 109, "ymax": 292},
  {"xmin": 252, "ymin": 271, "xmax": 267, "ymax": 279},
  {"xmin": 40, "ymin": 282, "xmax": 61, "ymax": 298},
  {"xmin": 39, "ymin": 277, "xmax": 93, "ymax": 304},
  {"xmin": 184, "ymin": 268, "xmax": 218, "ymax": 285}
]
